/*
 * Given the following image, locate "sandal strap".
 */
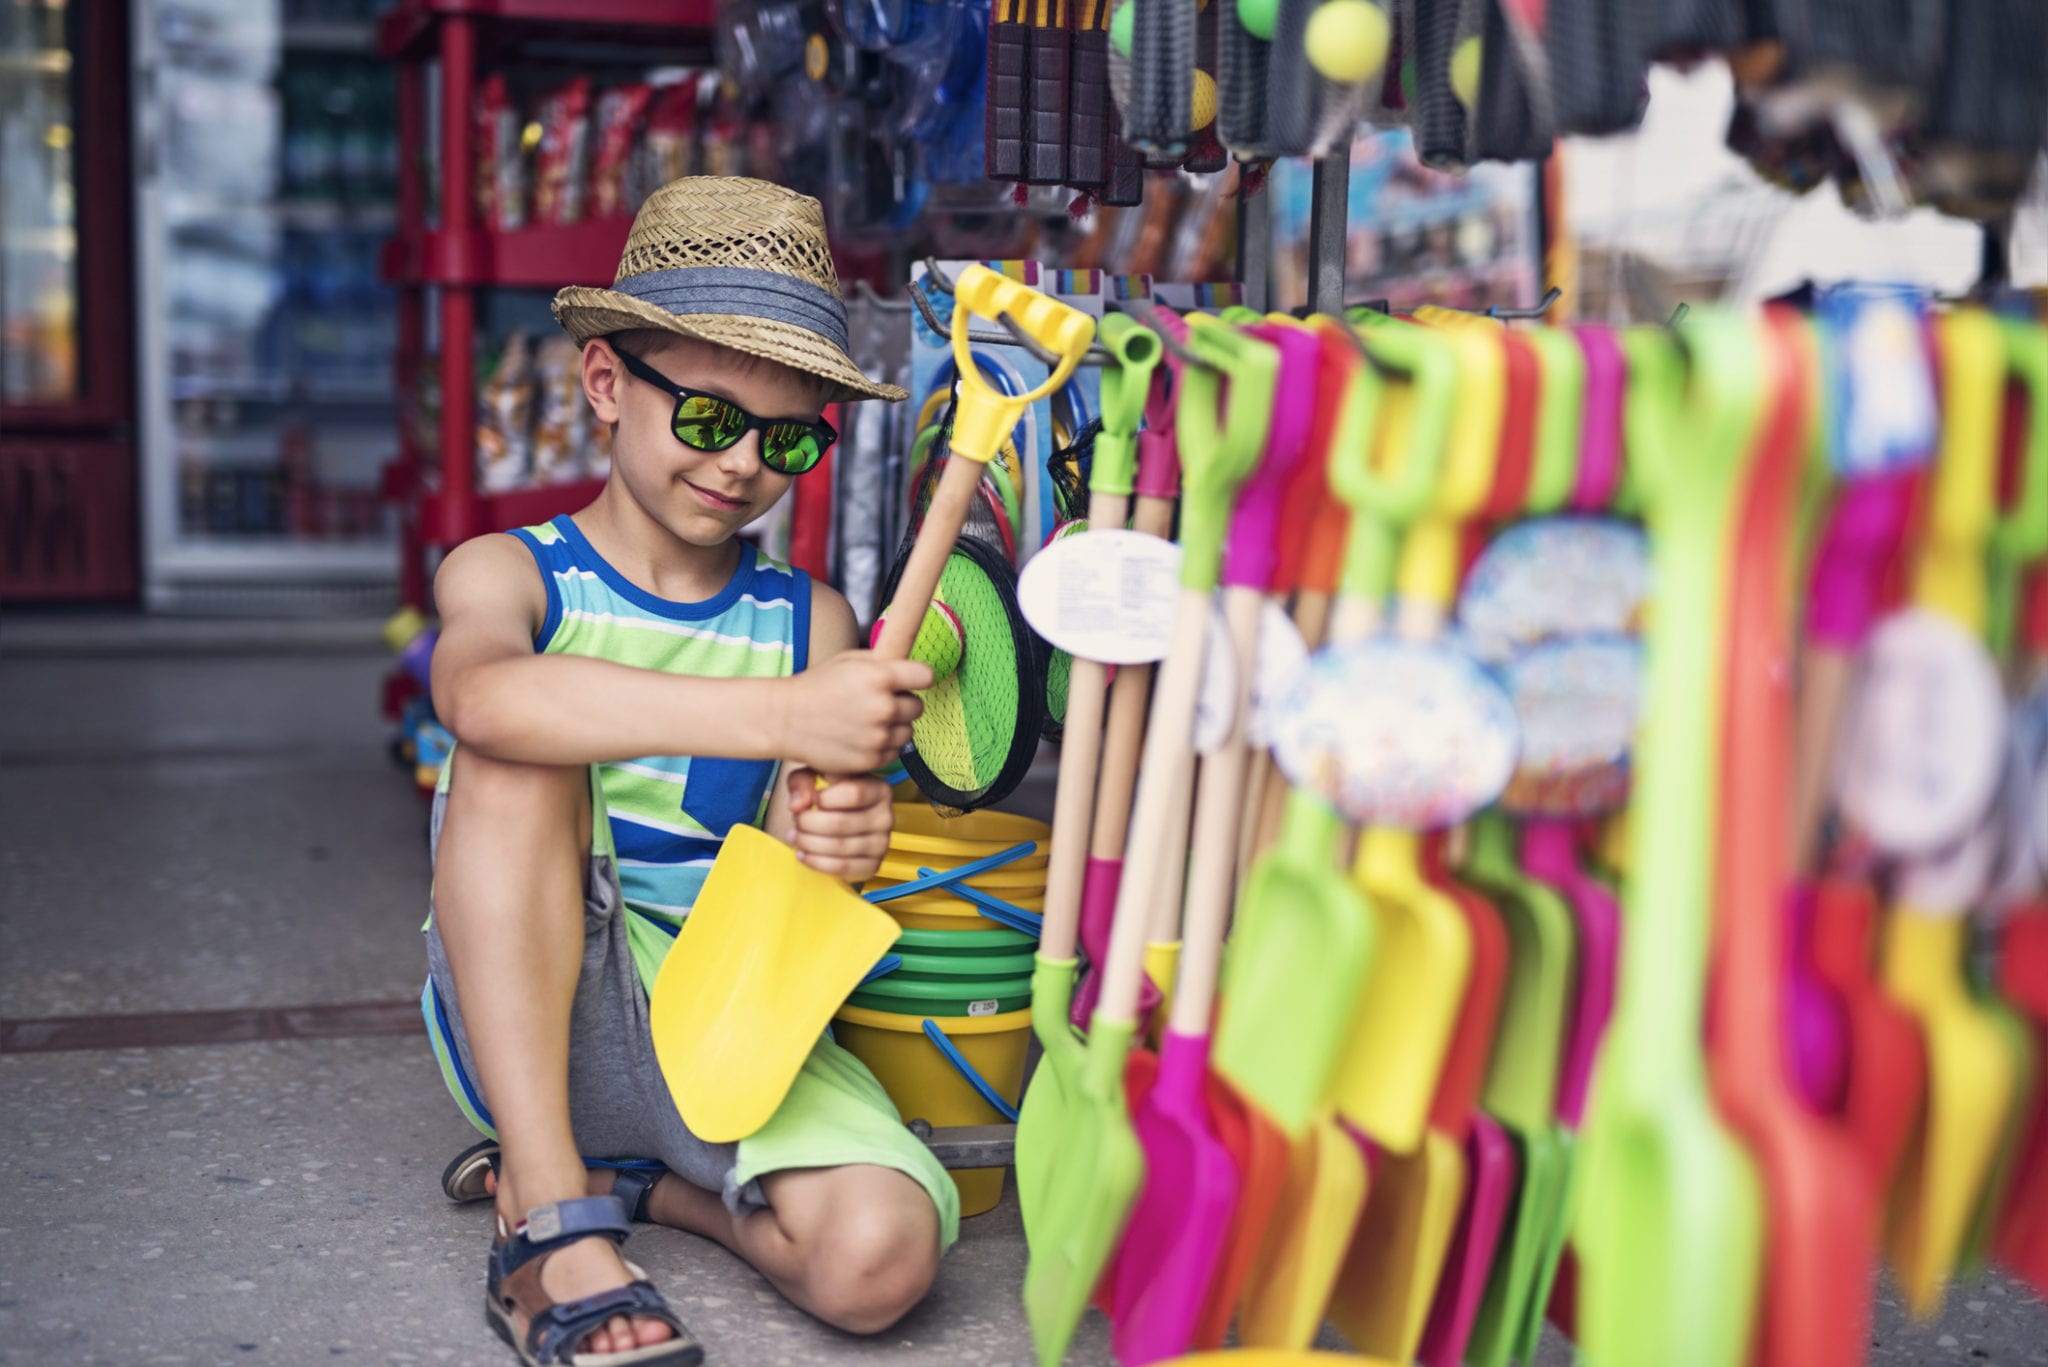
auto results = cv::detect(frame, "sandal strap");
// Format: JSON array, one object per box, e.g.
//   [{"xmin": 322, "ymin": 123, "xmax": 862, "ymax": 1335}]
[
  {"xmin": 609, "ymin": 1168, "xmax": 660, "ymax": 1224},
  {"xmin": 492, "ymin": 1195, "xmax": 632, "ymax": 1283},
  {"xmin": 526, "ymin": 1280, "xmax": 694, "ymax": 1365}
]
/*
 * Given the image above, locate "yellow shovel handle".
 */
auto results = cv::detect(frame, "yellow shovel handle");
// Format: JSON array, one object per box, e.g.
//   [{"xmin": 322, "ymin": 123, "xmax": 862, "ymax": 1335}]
[{"xmin": 947, "ymin": 265, "xmax": 1096, "ymax": 463}]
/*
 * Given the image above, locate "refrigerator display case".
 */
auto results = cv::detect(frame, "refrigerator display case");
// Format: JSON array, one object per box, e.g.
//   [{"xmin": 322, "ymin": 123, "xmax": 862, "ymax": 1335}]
[
  {"xmin": 132, "ymin": 0, "xmax": 400, "ymax": 611},
  {"xmin": 1, "ymin": 0, "xmax": 137, "ymax": 601}
]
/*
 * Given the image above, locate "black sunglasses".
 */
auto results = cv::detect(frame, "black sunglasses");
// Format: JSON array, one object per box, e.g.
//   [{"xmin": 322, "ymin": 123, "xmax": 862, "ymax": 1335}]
[{"xmin": 612, "ymin": 346, "xmax": 837, "ymax": 475}]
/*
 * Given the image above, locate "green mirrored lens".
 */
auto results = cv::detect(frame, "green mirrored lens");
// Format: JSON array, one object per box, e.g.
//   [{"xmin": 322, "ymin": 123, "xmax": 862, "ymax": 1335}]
[
  {"xmin": 763, "ymin": 423, "xmax": 824, "ymax": 473},
  {"xmin": 674, "ymin": 394, "xmax": 745, "ymax": 449}
]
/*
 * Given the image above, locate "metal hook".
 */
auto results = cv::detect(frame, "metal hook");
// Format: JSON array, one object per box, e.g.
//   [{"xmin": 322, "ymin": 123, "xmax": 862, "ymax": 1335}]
[
  {"xmin": 921, "ymin": 257, "xmax": 956, "ymax": 295},
  {"xmin": 1667, "ymin": 301, "xmax": 1691, "ymax": 326},
  {"xmin": 1485, "ymin": 285, "xmax": 1564, "ymax": 321},
  {"xmin": 850, "ymin": 280, "xmax": 913, "ymax": 314}
]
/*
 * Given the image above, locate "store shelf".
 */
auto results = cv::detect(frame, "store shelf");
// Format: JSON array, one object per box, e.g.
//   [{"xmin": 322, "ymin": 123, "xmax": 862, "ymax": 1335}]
[
  {"xmin": 380, "ymin": 217, "xmax": 633, "ymax": 288},
  {"xmin": 420, "ymin": 479, "xmax": 604, "ymax": 542},
  {"xmin": 377, "ymin": 0, "xmax": 718, "ymax": 62}
]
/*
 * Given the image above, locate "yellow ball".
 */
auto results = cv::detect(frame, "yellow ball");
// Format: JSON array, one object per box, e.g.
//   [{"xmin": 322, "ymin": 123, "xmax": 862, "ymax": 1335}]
[
  {"xmin": 1191, "ymin": 69, "xmax": 1218, "ymax": 130},
  {"xmin": 1305, "ymin": 0, "xmax": 1391, "ymax": 87},
  {"xmin": 1451, "ymin": 36, "xmax": 1482, "ymax": 110}
]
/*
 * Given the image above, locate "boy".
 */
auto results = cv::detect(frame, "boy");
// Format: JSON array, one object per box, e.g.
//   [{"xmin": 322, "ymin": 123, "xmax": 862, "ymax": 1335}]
[{"xmin": 423, "ymin": 178, "xmax": 955, "ymax": 1367}]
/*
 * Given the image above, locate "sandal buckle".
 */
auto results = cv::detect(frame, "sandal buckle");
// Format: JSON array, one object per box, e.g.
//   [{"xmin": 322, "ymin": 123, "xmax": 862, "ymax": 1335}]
[{"xmin": 523, "ymin": 1203, "xmax": 563, "ymax": 1243}]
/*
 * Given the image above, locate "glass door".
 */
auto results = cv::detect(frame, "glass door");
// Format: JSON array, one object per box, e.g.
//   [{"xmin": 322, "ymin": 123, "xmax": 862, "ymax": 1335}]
[{"xmin": 2, "ymin": 0, "xmax": 82, "ymax": 408}]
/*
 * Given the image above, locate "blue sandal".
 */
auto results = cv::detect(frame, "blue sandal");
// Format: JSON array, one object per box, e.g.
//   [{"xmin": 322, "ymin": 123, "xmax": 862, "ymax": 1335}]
[
  {"xmin": 485, "ymin": 1196, "xmax": 702, "ymax": 1366},
  {"xmin": 442, "ymin": 1141, "xmax": 663, "ymax": 1226}
]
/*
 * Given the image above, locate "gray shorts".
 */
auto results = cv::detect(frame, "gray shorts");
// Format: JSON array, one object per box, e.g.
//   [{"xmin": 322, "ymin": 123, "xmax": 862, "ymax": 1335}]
[{"xmin": 420, "ymin": 775, "xmax": 960, "ymax": 1245}]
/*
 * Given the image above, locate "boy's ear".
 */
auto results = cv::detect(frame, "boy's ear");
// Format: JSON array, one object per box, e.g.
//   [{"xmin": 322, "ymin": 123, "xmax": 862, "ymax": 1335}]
[{"xmin": 581, "ymin": 339, "xmax": 624, "ymax": 425}]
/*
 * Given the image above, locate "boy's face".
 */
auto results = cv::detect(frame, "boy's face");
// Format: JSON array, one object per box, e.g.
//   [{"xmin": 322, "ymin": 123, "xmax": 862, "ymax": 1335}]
[{"xmin": 581, "ymin": 335, "xmax": 822, "ymax": 549}]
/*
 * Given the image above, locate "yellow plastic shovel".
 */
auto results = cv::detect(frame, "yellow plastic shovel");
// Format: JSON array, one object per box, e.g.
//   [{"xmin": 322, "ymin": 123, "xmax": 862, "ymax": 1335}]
[
  {"xmin": 650, "ymin": 268, "xmax": 1094, "ymax": 1142},
  {"xmin": 1883, "ymin": 308, "xmax": 2021, "ymax": 1315}
]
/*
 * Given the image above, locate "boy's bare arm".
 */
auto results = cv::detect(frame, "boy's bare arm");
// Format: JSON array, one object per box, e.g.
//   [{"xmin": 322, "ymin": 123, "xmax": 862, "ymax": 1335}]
[
  {"xmin": 764, "ymin": 583, "xmax": 905, "ymax": 881},
  {"xmin": 430, "ymin": 537, "xmax": 927, "ymax": 773}
]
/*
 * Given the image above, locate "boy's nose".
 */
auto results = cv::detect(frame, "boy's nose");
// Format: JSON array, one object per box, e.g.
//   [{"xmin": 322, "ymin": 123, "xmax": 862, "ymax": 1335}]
[{"xmin": 713, "ymin": 431, "xmax": 767, "ymax": 480}]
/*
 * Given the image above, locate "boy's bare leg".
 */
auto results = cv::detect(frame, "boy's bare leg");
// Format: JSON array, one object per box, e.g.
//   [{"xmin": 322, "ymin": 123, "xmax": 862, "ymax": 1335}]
[
  {"xmin": 434, "ymin": 748, "xmax": 673, "ymax": 1355},
  {"xmin": 641, "ymin": 1166, "xmax": 941, "ymax": 1334}
]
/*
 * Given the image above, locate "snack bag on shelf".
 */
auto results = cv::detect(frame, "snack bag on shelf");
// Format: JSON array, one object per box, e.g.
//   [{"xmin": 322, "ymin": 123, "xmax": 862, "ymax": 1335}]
[
  {"xmin": 533, "ymin": 77, "xmax": 593, "ymax": 226},
  {"xmin": 532, "ymin": 335, "xmax": 590, "ymax": 485},
  {"xmin": 476, "ymin": 332, "xmax": 536, "ymax": 492},
  {"xmin": 476, "ymin": 73, "xmax": 526, "ymax": 231},
  {"xmin": 633, "ymin": 75, "xmax": 701, "ymax": 209},
  {"xmin": 590, "ymin": 83, "xmax": 652, "ymax": 219}
]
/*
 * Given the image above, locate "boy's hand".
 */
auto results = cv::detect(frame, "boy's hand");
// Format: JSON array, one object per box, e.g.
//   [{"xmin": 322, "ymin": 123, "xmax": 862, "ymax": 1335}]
[
  {"xmin": 777, "ymin": 651, "xmax": 929, "ymax": 775},
  {"xmin": 784, "ymin": 771, "xmax": 895, "ymax": 881}
]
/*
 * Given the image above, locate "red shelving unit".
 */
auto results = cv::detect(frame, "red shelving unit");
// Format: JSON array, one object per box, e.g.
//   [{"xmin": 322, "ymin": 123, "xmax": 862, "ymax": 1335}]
[{"xmin": 377, "ymin": 0, "xmax": 717, "ymax": 608}]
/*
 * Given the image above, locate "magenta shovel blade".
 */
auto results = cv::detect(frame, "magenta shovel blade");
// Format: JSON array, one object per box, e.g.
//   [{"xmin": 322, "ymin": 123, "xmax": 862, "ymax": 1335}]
[
  {"xmin": 1110, "ymin": 1028, "xmax": 1242, "ymax": 1365},
  {"xmin": 1787, "ymin": 882, "xmax": 1848, "ymax": 1112},
  {"xmin": 1071, "ymin": 856, "xmax": 1163, "ymax": 1031},
  {"xmin": 1524, "ymin": 822, "xmax": 1621, "ymax": 1127},
  {"xmin": 1417, "ymin": 1113, "xmax": 1519, "ymax": 1367}
]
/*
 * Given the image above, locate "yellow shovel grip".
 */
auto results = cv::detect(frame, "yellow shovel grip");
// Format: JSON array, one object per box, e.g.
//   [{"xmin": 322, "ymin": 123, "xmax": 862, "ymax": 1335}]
[{"xmin": 948, "ymin": 266, "xmax": 1096, "ymax": 464}]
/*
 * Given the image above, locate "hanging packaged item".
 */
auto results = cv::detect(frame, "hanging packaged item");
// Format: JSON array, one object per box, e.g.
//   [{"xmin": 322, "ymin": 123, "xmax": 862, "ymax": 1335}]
[
  {"xmin": 532, "ymin": 78, "xmax": 593, "ymax": 226},
  {"xmin": 590, "ymin": 83, "xmax": 652, "ymax": 219},
  {"xmin": 476, "ymin": 332, "xmax": 537, "ymax": 493},
  {"xmin": 532, "ymin": 336, "xmax": 591, "ymax": 486},
  {"xmin": 476, "ymin": 73, "xmax": 525, "ymax": 230}
]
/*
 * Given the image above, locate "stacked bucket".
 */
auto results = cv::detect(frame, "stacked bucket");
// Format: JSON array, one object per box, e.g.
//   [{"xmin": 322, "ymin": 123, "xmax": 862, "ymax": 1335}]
[{"xmin": 835, "ymin": 803, "xmax": 1050, "ymax": 1216}]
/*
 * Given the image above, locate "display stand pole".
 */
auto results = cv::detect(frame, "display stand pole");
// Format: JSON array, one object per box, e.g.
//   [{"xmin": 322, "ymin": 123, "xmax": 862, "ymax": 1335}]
[
  {"xmin": 1307, "ymin": 149, "xmax": 1350, "ymax": 316},
  {"xmin": 1238, "ymin": 176, "xmax": 1272, "ymax": 313}
]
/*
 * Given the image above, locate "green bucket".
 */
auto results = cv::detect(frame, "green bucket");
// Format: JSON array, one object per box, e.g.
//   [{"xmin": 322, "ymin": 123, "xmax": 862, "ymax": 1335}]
[
  {"xmin": 849, "ymin": 970, "xmax": 1034, "ymax": 1017},
  {"xmin": 891, "ymin": 947, "xmax": 1039, "ymax": 981},
  {"xmin": 891, "ymin": 925, "xmax": 1038, "ymax": 956}
]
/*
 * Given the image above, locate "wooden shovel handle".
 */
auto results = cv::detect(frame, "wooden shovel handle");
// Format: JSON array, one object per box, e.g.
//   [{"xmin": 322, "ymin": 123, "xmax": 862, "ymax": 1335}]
[
  {"xmin": 1097, "ymin": 586, "xmax": 1210, "ymax": 1027},
  {"xmin": 1791, "ymin": 645, "xmax": 1853, "ymax": 877},
  {"xmin": 875, "ymin": 456, "xmax": 984, "ymax": 661},
  {"xmin": 1040, "ymin": 489, "xmax": 1131, "ymax": 959},
  {"xmin": 1170, "ymin": 587, "xmax": 1263, "ymax": 1034},
  {"xmin": 1089, "ymin": 491, "xmax": 1178, "ymax": 863}
]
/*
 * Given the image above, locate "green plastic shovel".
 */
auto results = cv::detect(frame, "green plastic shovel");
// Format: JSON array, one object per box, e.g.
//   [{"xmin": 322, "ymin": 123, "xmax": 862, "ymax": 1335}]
[
  {"xmin": 1459, "ymin": 811, "xmax": 1576, "ymax": 1367},
  {"xmin": 1017, "ymin": 311, "xmax": 1162, "ymax": 1239},
  {"xmin": 1573, "ymin": 312, "xmax": 1764, "ymax": 1367},
  {"xmin": 1023, "ymin": 318, "xmax": 1277, "ymax": 1367},
  {"xmin": 1217, "ymin": 318, "xmax": 1455, "ymax": 1137}
]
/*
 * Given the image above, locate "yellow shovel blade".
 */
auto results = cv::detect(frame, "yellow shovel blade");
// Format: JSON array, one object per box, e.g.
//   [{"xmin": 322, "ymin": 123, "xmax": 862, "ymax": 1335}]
[
  {"xmin": 1238, "ymin": 1118, "xmax": 1371, "ymax": 1349},
  {"xmin": 650, "ymin": 824, "xmax": 900, "ymax": 1142},
  {"xmin": 1328, "ymin": 1130, "xmax": 1467, "ymax": 1361}
]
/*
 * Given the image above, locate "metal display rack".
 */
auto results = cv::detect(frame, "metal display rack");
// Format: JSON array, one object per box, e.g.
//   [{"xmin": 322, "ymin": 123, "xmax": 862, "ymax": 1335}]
[{"xmin": 375, "ymin": 0, "xmax": 719, "ymax": 609}]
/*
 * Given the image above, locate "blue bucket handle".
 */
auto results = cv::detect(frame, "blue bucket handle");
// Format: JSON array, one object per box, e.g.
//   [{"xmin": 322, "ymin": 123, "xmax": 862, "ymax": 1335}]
[
  {"xmin": 921, "ymin": 1018, "xmax": 1020, "ymax": 1123},
  {"xmin": 913, "ymin": 865, "xmax": 1044, "ymax": 938},
  {"xmin": 860, "ymin": 840, "xmax": 1038, "ymax": 904},
  {"xmin": 860, "ymin": 953, "xmax": 903, "ymax": 985}
]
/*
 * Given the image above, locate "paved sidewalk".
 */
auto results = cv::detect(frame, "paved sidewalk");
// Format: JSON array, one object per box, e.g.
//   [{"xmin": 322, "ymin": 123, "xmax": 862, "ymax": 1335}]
[{"xmin": 0, "ymin": 616, "xmax": 2041, "ymax": 1365}]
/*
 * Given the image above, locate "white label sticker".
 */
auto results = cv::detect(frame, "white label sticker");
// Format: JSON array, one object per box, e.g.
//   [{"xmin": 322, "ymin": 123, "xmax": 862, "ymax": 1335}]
[
  {"xmin": 1193, "ymin": 600, "xmax": 1236, "ymax": 756},
  {"xmin": 1270, "ymin": 636, "xmax": 1520, "ymax": 830},
  {"xmin": 1248, "ymin": 603, "xmax": 1311, "ymax": 749},
  {"xmin": 967, "ymin": 999, "xmax": 999, "ymax": 1017},
  {"xmin": 1457, "ymin": 516, "xmax": 1651, "ymax": 665},
  {"xmin": 1834, "ymin": 608, "xmax": 2006, "ymax": 857},
  {"xmin": 1017, "ymin": 528, "xmax": 1182, "ymax": 665},
  {"xmin": 1499, "ymin": 635, "xmax": 1642, "ymax": 818}
]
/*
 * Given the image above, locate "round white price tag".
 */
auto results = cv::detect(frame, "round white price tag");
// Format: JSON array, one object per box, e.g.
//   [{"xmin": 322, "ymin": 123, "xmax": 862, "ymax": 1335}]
[
  {"xmin": 1895, "ymin": 818, "xmax": 2002, "ymax": 917},
  {"xmin": 1457, "ymin": 516, "xmax": 1651, "ymax": 664},
  {"xmin": 1017, "ymin": 528, "xmax": 1182, "ymax": 665},
  {"xmin": 1498, "ymin": 635, "xmax": 1642, "ymax": 819},
  {"xmin": 1986, "ymin": 689, "xmax": 2048, "ymax": 914},
  {"xmin": 1270, "ymin": 636, "xmax": 1520, "ymax": 831},
  {"xmin": 1833, "ymin": 608, "xmax": 2007, "ymax": 857},
  {"xmin": 1248, "ymin": 603, "xmax": 1311, "ymax": 749}
]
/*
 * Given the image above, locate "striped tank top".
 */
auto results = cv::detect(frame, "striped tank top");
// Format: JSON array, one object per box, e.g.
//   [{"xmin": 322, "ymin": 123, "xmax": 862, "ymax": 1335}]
[{"xmin": 507, "ymin": 514, "xmax": 809, "ymax": 937}]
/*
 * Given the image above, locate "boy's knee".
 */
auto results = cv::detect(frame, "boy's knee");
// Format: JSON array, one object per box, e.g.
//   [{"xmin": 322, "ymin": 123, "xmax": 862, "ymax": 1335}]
[
  {"xmin": 802, "ymin": 1196, "xmax": 940, "ymax": 1335},
  {"xmin": 446, "ymin": 749, "xmax": 587, "ymax": 825}
]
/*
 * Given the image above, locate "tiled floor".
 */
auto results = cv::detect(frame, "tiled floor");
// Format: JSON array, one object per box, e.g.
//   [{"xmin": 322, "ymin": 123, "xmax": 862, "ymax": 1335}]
[{"xmin": 0, "ymin": 616, "xmax": 2042, "ymax": 1365}]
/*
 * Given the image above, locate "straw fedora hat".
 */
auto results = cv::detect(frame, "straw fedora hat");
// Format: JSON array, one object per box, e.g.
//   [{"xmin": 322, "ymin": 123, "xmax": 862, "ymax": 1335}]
[{"xmin": 552, "ymin": 177, "xmax": 907, "ymax": 403}]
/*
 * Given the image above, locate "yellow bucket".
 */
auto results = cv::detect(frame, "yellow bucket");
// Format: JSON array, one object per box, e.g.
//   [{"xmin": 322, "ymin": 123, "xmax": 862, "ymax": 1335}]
[
  {"xmin": 890, "ymin": 804, "xmax": 1050, "ymax": 854},
  {"xmin": 882, "ymin": 894, "xmax": 1047, "ymax": 933},
  {"xmin": 833, "ymin": 1001, "xmax": 1031, "ymax": 1218}
]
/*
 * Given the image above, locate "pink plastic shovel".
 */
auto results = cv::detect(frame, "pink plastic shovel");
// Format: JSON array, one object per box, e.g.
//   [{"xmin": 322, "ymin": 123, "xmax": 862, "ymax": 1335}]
[
  {"xmin": 1417, "ymin": 1113, "xmax": 1519, "ymax": 1367},
  {"xmin": 1109, "ymin": 317, "xmax": 1317, "ymax": 1365},
  {"xmin": 1523, "ymin": 821, "xmax": 1620, "ymax": 1127}
]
